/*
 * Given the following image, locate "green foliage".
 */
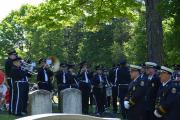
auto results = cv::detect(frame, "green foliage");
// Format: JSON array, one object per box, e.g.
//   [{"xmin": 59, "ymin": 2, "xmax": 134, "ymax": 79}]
[{"xmin": 0, "ymin": 0, "xmax": 179, "ymax": 67}]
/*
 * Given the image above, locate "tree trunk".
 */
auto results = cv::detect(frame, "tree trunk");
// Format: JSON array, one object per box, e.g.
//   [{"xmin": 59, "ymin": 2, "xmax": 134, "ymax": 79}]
[{"xmin": 145, "ymin": 0, "xmax": 163, "ymax": 65}]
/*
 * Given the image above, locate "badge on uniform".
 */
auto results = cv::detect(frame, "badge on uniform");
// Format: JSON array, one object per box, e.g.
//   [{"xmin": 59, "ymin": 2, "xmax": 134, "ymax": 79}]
[
  {"xmin": 171, "ymin": 88, "xmax": 176, "ymax": 94},
  {"xmin": 152, "ymin": 83, "xmax": 155, "ymax": 87},
  {"xmin": 133, "ymin": 86, "xmax": 136, "ymax": 91},
  {"xmin": 140, "ymin": 81, "xmax": 144, "ymax": 86}
]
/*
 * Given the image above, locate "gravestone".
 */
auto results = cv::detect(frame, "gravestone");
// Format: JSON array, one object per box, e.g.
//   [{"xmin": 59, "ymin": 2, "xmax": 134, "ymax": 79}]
[
  {"xmin": 60, "ymin": 88, "xmax": 82, "ymax": 114},
  {"xmin": 16, "ymin": 113, "xmax": 121, "ymax": 120},
  {"xmin": 28, "ymin": 90, "xmax": 52, "ymax": 115}
]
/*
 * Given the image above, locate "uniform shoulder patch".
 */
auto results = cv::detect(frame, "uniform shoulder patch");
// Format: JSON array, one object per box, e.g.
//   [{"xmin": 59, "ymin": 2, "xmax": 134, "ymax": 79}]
[
  {"xmin": 140, "ymin": 81, "xmax": 144, "ymax": 86},
  {"xmin": 171, "ymin": 88, "xmax": 176, "ymax": 94}
]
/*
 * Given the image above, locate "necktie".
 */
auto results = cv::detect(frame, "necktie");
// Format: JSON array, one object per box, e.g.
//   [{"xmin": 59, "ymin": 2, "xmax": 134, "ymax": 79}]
[
  {"xmin": 85, "ymin": 72, "xmax": 88, "ymax": 83},
  {"xmin": 63, "ymin": 72, "xmax": 66, "ymax": 83},
  {"xmin": 99, "ymin": 75, "xmax": 102, "ymax": 82},
  {"xmin": 44, "ymin": 70, "xmax": 48, "ymax": 82},
  {"xmin": 115, "ymin": 68, "xmax": 118, "ymax": 84}
]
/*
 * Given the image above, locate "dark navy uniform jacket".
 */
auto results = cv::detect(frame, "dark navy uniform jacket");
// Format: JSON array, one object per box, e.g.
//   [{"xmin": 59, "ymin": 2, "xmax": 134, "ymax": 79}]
[
  {"xmin": 117, "ymin": 66, "xmax": 131, "ymax": 85},
  {"xmin": 146, "ymin": 74, "xmax": 161, "ymax": 110},
  {"xmin": 125, "ymin": 76, "xmax": 146, "ymax": 111},
  {"xmin": 55, "ymin": 70, "xmax": 69, "ymax": 85},
  {"xmin": 92, "ymin": 74, "xmax": 106, "ymax": 88},
  {"xmin": 37, "ymin": 67, "xmax": 53, "ymax": 83},
  {"xmin": 5, "ymin": 58, "xmax": 14, "ymax": 77},
  {"xmin": 10, "ymin": 65, "xmax": 29, "ymax": 82},
  {"xmin": 155, "ymin": 80, "xmax": 179, "ymax": 120}
]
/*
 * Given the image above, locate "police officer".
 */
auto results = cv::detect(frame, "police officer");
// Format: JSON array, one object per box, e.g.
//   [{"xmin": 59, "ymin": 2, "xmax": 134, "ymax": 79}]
[
  {"xmin": 37, "ymin": 58, "xmax": 54, "ymax": 91},
  {"xmin": 10, "ymin": 57, "xmax": 30, "ymax": 116},
  {"xmin": 67, "ymin": 64, "xmax": 78, "ymax": 89},
  {"xmin": 55, "ymin": 63, "xmax": 70, "ymax": 110},
  {"xmin": 92, "ymin": 65, "xmax": 106, "ymax": 115},
  {"xmin": 145, "ymin": 62, "xmax": 161, "ymax": 120},
  {"xmin": 124, "ymin": 64, "xmax": 146, "ymax": 120},
  {"xmin": 154, "ymin": 66, "xmax": 179, "ymax": 120},
  {"xmin": 56, "ymin": 63, "xmax": 69, "ymax": 91},
  {"xmin": 117, "ymin": 60, "xmax": 131, "ymax": 118},
  {"xmin": 4, "ymin": 50, "xmax": 17, "ymax": 114},
  {"xmin": 78, "ymin": 61, "xmax": 92, "ymax": 114},
  {"xmin": 140, "ymin": 63, "xmax": 148, "ymax": 80}
]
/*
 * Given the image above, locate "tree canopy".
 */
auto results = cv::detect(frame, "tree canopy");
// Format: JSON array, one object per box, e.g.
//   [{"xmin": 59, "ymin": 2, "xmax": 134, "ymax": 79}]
[{"xmin": 0, "ymin": 0, "xmax": 179, "ymax": 66}]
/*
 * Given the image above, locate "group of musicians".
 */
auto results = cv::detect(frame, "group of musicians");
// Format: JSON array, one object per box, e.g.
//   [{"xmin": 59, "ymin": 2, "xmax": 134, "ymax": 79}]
[{"xmin": 4, "ymin": 49, "xmax": 180, "ymax": 120}]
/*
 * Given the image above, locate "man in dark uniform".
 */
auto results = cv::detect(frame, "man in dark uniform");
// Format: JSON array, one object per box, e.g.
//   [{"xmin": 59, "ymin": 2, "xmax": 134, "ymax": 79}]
[
  {"xmin": 117, "ymin": 60, "xmax": 131, "ymax": 118},
  {"xmin": 110, "ymin": 64, "xmax": 119, "ymax": 113},
  {"xmin": 92, "ymin": 65, "xmax": 106, "ymax": 115},
  {"xmin": 103, "ymin": 68, "xmax": 112, "ymax": 109},
  {"xmin": 10, "ymin": 57, "xmax": 30, "ymax": 116},
  {"xmin": 37, "ymin": 58, "xmax": 53, "ymax": 91},
  {"xmin": 67, "ymin": 64, "xmax": 78, "ymax": 89},
  {"xmin": 140, "ymin": 63, "xmax": 148, "ymax": 80},
  {"xmin": 145, "ymin": 62, "xmax": 161, "ymax": 120},
  {"xmin": 124, "ymin": 64, "xmax": 146, "ymax": 120},
  {"xmin": 55, "ymin": 63, "xmax": 70, "ymax": 110},
  {"xmin": 78, "ymin": 61, "xmax": 92, "ymax": 114},
  {"xmin": 154, "ymin": 66, "xmax": 179, "ymax": 120},
  {"xmin": 56, "ymin": 63, "xmax": 69, "ymax": 91},
  {"xmin": 4, "ymin": 50, "xmax": 17, "ymax": 114}
]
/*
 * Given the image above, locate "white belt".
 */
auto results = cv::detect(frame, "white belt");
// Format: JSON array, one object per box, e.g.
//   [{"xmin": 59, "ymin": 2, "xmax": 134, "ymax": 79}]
[
  {"xmin": 119, "ymin": 84, "xmax": 128, "ymax": 86},
  {"xmin": 15, "ymin": 81, "xmax": 27, "ymax": 83}
]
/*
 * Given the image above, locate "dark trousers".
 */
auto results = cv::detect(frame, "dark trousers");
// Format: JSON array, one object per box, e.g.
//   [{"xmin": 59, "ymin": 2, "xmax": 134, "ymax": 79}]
[
  {"xmin": 119, "ymin": 85, "xmax": 128, "ymax": 118},
  {"xmin": 7, "ymin": 78, "xmax": 15, "ymax": 114},
  {"xmin": 93, "ymin": 87, "xmax": 105, "ymax": 114},
  {"xmin": 146, "ymin": 109, "xmax": 160, "ymax": 120},
  {"xmin": 128, "ymin": 109, "xmax": 144, "ymax": 120},
  {"xmin": 106, "ymin": 96, "xmax": 111, "ymax": 108},
  {"xmin": 79, "ymin": 82, "xmax": 91, "ymax": 114},
  {"xmin": 112, "ymin": 86, "xmax": 118, "ymax": 112},
  {"xmin": 14, "ymin": 82, "xmax": 29, "ymax": 115}
]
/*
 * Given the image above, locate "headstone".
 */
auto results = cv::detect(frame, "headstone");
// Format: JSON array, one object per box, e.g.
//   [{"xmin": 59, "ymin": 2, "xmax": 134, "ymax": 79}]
[
  {"xmin": 16, "ymin": 113, "xmax": 121, "ymax": 120},
  {"xmin": 28, "ymin": 90, "xmax": 52, "ymax": 115},
  {"xmin": 60, "ymin": 88, "xmax": 82, "ymax": 114}
]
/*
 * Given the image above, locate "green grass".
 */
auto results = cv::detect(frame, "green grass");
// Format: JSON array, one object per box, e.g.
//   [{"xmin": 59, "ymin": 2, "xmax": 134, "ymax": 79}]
[{"xmin": 0, "ymin": 114, "xmax": 18, "ymax": 120}]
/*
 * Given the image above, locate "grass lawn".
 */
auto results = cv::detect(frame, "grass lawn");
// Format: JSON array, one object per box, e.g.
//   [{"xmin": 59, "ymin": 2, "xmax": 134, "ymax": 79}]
[{"xmin": 0, "ymin": 114, "xmax": 18, "ymax": 120}]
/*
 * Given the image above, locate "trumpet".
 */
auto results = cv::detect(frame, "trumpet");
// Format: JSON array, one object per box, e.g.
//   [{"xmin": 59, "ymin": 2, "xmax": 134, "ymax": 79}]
[{"xmin": 20, "ymin": 60, "xmax": 37, "ymax": 75}]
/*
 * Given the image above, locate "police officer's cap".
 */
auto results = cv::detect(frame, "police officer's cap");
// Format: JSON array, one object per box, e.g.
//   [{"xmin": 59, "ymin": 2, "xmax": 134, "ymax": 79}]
[
  {"xmin": 67, "ymin": 64, "xmax": 75, "ymax": 69},
  {"xmin": 103, "ymin": 68, "xmax": 108, "ymax": 72},
  {"xmin": 160, "ymin": 66, "xmax": 174, "ymax": 74},
  {"xmin": 130, "ymin": 64, "xmax": 142, "ymax": 71},
  {"xmin": 173, "ymin": 64, "xmax": 180, "ymax": 70},
  {"xmin": 38, "ymin": 58, "xmax": 46, "ymax": 64},
  {"xmin": 96, "ymin": 65, "xmax": 102, "ymax": 70},
  {"xmin": 8, "ymin": 50, "xmax": 17, "ymax": 55},
  {"xmin": 12, "ymin": 57, "xmax": 21, "ymax": 62},
  {"xmin": 145, "ymin": 62, "xmax": 158, "ymax": 69},
  {"xmin": 80, "ymin": 61, "xmax": 87, "ymax": 66},
  {"xmin": 120, "ymin": 59, "xmax": 126, "ymax": 65},
  {"xmin": 140, "ymin": 63, "xmax": 146, "ymax": 67},
  {"xmin": 60, "ymin": 63, "xmax": 67, "ymax": 67}
]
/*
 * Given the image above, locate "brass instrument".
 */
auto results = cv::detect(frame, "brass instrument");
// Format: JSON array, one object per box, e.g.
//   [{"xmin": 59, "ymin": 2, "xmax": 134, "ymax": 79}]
[
  {"xmin": 20, "ymin": 60, "xmax": 37, "ymax": 75},
  {"xmin": 47, "ymin": 56, "xmax": 60, "ymax": 72}
]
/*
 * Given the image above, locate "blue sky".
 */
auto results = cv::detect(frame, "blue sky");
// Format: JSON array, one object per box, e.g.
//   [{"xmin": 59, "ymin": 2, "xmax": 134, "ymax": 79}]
[{"xmin": 0, "ymin": 0, "xmax": 44, "ymax": 21}]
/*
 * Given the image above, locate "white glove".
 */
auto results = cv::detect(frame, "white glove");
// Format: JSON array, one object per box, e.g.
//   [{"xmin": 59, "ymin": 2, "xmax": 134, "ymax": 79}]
[
  {"xmin": 154, "ymin": 110, "xmax": 162, "ymax": 118},
  {"xmin": 124, "ymin": 101, "xmax": 130, "ymax": 109}
]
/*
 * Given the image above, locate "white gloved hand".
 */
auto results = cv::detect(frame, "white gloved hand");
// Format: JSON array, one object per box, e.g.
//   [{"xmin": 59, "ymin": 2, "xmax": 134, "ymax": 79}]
[
  {"xmin": 124, "ymin": 101, "xmax": 130, "ymax": 109},
  {"xmin": 154, "ymin": 110, "xmax": 162, "ymax": 118}
]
